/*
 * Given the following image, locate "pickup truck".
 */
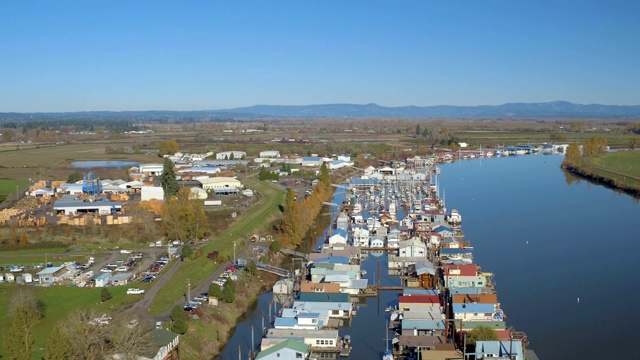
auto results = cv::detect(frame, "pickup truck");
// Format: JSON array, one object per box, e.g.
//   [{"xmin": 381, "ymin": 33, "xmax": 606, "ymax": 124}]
[{"xmin": 126, "ymin": 288, "xmax": 145, "ymax": 295}]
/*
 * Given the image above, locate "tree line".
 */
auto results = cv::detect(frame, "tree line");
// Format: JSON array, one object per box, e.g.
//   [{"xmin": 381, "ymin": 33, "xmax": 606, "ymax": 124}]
[{"xmin": 279, "ymin": 163, "xmax": 333, "ymax": 246}]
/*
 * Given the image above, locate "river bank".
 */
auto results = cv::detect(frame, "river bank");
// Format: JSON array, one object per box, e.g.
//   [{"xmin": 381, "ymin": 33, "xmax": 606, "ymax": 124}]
[{"xmin": 561, "ymin": 151, "xmax": 640, "ymax": 197}]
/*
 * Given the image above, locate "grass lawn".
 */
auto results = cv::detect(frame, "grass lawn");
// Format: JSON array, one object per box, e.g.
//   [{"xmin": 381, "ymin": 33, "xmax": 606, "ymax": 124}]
[
  {"xmin": 0, "ymin": 284, "xmax": 139, "ymax": 359},
  {"xmin": 589, "ymin": 150, "xmax": 640, "ymax": 178},
  {"xmin": 148, "ymin": 177, "xmax": 283, "ymax": 315},
  {"xmin": 0, "ymin": 179, "xmax": 30, "ymax": 195}
]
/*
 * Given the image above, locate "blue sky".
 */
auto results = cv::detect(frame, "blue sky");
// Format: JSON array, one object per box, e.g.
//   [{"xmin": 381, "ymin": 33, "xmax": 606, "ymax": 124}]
[{"xmin": 1, "ymin": 0, "xmax": 639, "ymax": 112}]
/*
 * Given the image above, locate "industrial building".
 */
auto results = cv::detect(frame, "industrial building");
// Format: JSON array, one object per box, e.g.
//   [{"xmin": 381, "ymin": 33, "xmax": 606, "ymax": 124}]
[{"xmin": 53, "ymin": 195, "xmax": 122, "ymax": 216}]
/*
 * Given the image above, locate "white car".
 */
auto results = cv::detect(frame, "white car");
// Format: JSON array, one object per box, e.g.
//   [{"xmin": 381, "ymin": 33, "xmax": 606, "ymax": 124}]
[
  {"xmin": 127, "ymin": 288, "xmax": 145, "ymax": 295},
  {"xmin": 100, "ymin": 268, "xmax": 113, "ymax": 273},
  {"xmin": 115, "ymin": 266, "xmax": 129, "ymax": 272}
]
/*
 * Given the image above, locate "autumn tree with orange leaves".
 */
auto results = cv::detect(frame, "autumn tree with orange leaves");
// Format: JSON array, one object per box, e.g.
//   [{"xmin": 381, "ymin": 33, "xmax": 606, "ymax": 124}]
[{"xmin": 280, "ymin": 164, "xmax": 334, "ymax": 246}]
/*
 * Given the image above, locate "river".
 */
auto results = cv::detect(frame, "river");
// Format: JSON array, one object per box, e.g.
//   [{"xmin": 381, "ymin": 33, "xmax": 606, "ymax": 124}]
[{"xmin": 220, "ymin": 153, "xmax": 639, "ymax": 360}]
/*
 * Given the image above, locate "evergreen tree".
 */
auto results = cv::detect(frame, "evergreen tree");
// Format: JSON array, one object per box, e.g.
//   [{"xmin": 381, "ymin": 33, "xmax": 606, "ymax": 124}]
[
  {"xmin": 221, "ymin": 280, "xmax": 236, "ymax": 303},
  {"xmin": 208, "ymin": 283, "xmax": 223, "ymax": 299},
  {"xmin": 170, "ymin": 305, "xmax": 188, "ymax": 334},
  {"xmin": 181, "ymin": 244, "xmax": 193, "ymax": 259},
  {"xmin": 161, "ymin": 157, "xmax": 179, "ymax": 200},
  {"xmin": 101, "ymin": 287, "xmax": 112, "ymax": 302},
  {"xmin": 67, "ymin": 171, "xmax": 82, "ymax": 183}
]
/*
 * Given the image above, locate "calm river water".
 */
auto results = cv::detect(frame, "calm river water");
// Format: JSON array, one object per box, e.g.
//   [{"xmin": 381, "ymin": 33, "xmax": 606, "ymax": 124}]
[{"xmin": 220, "ymin": 154, "xmax": 639, "ymax": 360}]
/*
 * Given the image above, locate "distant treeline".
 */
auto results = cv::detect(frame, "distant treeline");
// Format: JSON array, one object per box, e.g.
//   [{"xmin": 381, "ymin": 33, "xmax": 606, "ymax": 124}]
[{"xmin": 0, "ymin": 240, "xmax": 67, "ymax": 252}]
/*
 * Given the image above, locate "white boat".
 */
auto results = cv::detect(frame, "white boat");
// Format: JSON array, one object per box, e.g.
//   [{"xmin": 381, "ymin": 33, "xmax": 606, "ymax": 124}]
[
  {"xmin": 352, "ymin": 202, "xmax": 362, "ymax": 214},
  {"xmin": 448, "ymin": 209, "xmax": 462, "ymax": 225}
]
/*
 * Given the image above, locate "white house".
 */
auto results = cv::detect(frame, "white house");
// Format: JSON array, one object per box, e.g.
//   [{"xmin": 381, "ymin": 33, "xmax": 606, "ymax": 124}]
[
  {"xmin": 260, "ymin": 150, "xmax": 281, "ymax": 158},
  {"xmin": 216, "ymin": 151, "xmax": 246, "ymax": 160},
  {"xmin": 399, "ymin": 238, "xmax": 428, "ymax": 257},
  {"xmin": 328, "ymin": 229, "xmax": 348, "ymax": 245},
  {"xmin": 352, "ymin": 226, "xmax": 369, "ymax": 247},
  {"xmin": 139, "ymin": 163, "xmax": 164, "ymax": 176},
  {"xmin": 370, "ymin": 236, "xmax": 385, "ymax": 248},
  {"xmin": 452, "ymin": 303, "xmax": 501, "ymax": 322},
  {"xmin": 266, "ymin": 328, "xmax": 339, "ymax": 349}
]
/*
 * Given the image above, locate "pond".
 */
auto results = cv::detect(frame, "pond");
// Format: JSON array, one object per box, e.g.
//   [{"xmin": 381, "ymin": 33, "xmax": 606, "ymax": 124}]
[{"xmin": 71, "ymin": 161, "xmax": 138, "ymax": 169}]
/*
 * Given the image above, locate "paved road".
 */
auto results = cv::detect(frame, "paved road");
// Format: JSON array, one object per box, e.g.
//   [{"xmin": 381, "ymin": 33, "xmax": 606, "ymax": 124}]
[
  {"xmin": 151, "ymin": 239, "xmax": 266, "ymax": 321},
  {"xmin": 125, "ymin": 258, "xmax": 183, "ymax": 321}
]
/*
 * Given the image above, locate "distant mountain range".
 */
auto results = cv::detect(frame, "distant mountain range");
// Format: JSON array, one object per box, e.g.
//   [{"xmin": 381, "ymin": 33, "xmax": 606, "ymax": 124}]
[
  {"xmin": 220, "ymin": 101, "xmax": 640, "ymax": 119},
  {"xmin": 2, "ymin": 101, "xmax": 640, "ymax": 121}
]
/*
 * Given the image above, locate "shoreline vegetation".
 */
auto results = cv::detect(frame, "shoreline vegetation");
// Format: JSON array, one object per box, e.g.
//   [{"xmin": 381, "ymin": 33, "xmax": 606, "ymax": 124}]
[{"xmin": 561, "ymin": 148, "xmax": 640, "ymax": 197}]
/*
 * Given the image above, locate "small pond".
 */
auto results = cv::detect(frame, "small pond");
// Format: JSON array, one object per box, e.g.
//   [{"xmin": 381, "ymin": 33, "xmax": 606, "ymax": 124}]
[{"xmin": 71, "ymin": 161, "xmax": 138, "ymax": 169}]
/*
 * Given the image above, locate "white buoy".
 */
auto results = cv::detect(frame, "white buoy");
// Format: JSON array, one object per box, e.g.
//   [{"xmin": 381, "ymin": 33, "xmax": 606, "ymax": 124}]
[
  {"xmin": 577, "ymin": 297, "xmax": 580, "ymax": 304},
  {"xmin": 526, "ymin": 240, "xmax": 528, "ymax": 245}
]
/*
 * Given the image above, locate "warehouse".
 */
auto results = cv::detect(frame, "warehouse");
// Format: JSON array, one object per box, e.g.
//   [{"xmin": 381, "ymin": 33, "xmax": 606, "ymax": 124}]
[
  {"xmin": 199, "ymin": 177, "xmax": 242, "ymax": 191},
  {"xmin": 53, "ymin": 195, "xmax": 122, "ymax": 215},
  {"xmin": 216, "ymin": 151, "xmax": 246, "ymax": 160}
]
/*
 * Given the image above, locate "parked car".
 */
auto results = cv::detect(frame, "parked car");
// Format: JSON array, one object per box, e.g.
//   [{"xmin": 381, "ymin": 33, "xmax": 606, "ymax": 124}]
[
  {"xmin": 193, "ymin": 295, "xmax": 208, "ymax": 302},
  {"xmin": 120, "ymin": 249, "xmax": 132, "ymax": 254},
  {"xmin": 100, "ymin": 268, "xmax": 113, "ymax": 273},
  {"xmin": 126, "ymin": 288, "xmax": 145, "ymax": 295},
  {"xmin": 115, "ymin": 266, "xmax": 129, "ymax": 272},
  {"xmin": 105, "ymin": 263, "xmax": 118, "ymax": 269},
  {"xmin": 141, "ymin": 276, "xmax": 155, "ymax": 283},
  {"xmin": 133, "ymin": 253, "xmax": 143, "ymax": 260}
]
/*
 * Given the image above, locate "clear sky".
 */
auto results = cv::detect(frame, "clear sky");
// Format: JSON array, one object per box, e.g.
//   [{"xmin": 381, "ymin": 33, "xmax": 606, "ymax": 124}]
[{"xmin": 1, "ymin": 0, "xmax": 639, "ymax": 112}]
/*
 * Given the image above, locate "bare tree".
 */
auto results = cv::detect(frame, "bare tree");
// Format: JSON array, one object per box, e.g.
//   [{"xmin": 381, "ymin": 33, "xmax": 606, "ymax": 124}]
[
  {"xmin": 106, "ymin": 314, "xmax": 155, "ymax": 359},
  {"xmin": 50, "ymin": 309, "xmax": 154, "ymax": 360}
]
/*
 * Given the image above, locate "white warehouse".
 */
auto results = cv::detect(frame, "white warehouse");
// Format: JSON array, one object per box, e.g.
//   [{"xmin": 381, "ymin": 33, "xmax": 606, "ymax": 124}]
[{"xmin": 216, "ymin": 151, "xmax": 246, "ymax": 160}]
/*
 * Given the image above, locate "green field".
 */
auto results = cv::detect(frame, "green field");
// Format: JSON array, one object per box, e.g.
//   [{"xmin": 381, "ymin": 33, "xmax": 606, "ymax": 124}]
[
  {"xmin": 0, "ymin": 179, "xmax": 30, "ymax": 195},
  {"xmin": 0, "ymin": 284, "xmax": 139, "ymax": 359},
  {"xmin": 588, "ymin": 151, "xmax": 640, "ymax": 178},
  {"xmin": 147, "ymin": 177, "xmax": 284, "ymax": 315},
  {"xmin": 576, "ymin": 150, "xmax": 640, "ymax": 191}
]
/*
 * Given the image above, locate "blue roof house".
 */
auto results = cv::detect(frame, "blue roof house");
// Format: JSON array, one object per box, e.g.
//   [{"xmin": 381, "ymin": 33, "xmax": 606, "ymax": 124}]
[{"xmin": 474, "ymin": 340, "xmax": 524, "ymax": 360}]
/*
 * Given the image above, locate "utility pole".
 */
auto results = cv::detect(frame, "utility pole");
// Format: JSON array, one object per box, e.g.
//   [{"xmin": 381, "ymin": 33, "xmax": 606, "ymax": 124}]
[{"xmin": 187, "ymin": 278, "xmax": 190, "ymax": 304}]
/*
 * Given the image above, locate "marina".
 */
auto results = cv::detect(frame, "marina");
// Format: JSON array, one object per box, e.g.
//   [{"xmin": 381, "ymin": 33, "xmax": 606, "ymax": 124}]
[
  {"xmin": 221, "ymin": 152, "xmax": 639, "ymax": 360},
  {"xmin": 224, "ymin": 154, "xmax": 535, "ymax": 360}
]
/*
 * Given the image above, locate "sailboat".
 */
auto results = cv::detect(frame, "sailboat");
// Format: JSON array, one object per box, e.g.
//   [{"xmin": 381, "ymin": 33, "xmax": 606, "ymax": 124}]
[{"xmin": 382, "ymin": 321, "xmax": 393, "ymax": 360}]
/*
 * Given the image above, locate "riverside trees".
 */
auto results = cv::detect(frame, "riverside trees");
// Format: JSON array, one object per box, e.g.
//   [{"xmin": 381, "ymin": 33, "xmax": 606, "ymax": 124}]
[{"xmin": 280, "ymin": 163, "xmax": 333, "ymax": 246}]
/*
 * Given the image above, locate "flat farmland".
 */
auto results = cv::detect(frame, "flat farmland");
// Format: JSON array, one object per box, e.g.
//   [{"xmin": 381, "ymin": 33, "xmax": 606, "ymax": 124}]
[{"xmin": 0, "ymin": 143, "xmax": 158, "ymax": 180}]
